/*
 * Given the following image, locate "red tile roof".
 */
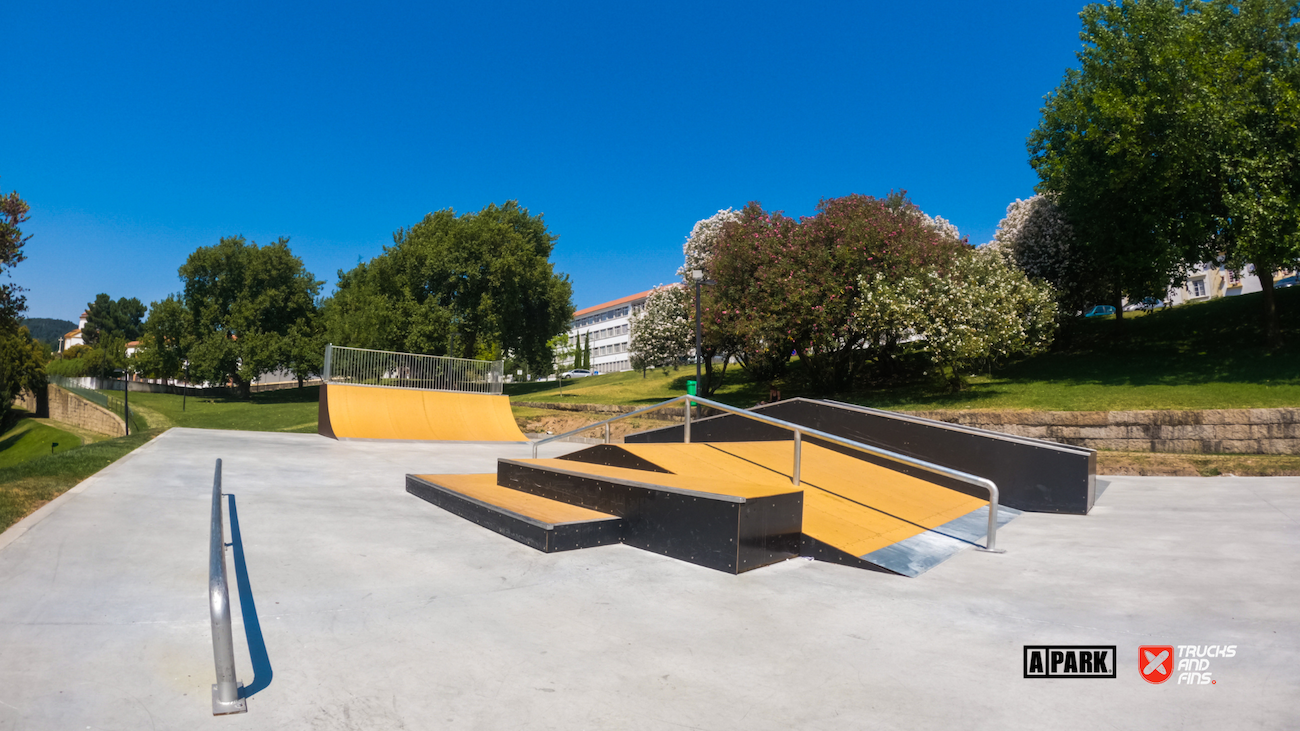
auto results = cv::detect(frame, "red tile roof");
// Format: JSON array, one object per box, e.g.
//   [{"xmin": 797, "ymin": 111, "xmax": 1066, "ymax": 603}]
[{"xmin": 573, "ymin": 289, "xmax": 655, "ymax": 318}]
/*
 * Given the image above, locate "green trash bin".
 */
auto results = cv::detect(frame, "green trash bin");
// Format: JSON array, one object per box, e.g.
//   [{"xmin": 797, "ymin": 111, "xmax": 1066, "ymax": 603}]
[{"xmin": 686, "ymin": 380, "xmax": 697, "ymax": 396}]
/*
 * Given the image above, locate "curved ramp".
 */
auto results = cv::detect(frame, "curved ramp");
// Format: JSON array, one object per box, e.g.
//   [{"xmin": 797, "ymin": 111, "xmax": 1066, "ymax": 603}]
[{"xmin": 319, "ymin": 384, "xmax": 527, "ymax": 442}]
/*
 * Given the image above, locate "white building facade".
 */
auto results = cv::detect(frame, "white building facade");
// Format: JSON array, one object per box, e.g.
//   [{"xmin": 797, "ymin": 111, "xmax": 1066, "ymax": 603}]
[
  {"xmin": 1167, "ymin": 263, "xmax": 1298, "ymax": 306},
  {"xmin": 567, "ymin": 289, "xmax": 651, "ymax": 374}
]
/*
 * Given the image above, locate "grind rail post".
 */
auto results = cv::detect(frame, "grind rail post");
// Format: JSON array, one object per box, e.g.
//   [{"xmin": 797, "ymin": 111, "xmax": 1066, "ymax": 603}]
[
  {"xmin": 532, "ymin": 395, "xmax": 1005, "ymax": 552},
  {"xmin": 209, "ymin": 459, "xmax": 247, "ymax": 715}
]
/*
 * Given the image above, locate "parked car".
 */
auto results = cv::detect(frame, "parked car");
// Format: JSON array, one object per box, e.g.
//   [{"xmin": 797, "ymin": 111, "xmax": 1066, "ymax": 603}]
[
  {"xmin": 1084, "ymin": 305, "xmax": 1116, "ymax": 318},
  {"xmin": 1123, "ymin": 297, "xmax": 1167, "ymax": 312},
  {"xmin": 560, "ymin": 368, "xmax": 593, "ymax": 378},
  {"xmin": 1276, "ymin": 275, "xmax": 1297, "ymax": 289}
]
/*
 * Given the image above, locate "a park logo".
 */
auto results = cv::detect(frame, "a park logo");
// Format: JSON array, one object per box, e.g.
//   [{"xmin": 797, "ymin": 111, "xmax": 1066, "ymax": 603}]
[
  {"xmin": 1140, "ymin": 646, "xmax": 1175, "ymax": 684},
  {"xmin": 1023, "ymin": 646, "xmax": 1116, "ymax": 678}
]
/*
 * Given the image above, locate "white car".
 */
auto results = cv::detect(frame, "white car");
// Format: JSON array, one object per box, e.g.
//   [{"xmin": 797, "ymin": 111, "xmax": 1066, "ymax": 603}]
[{"xmin": 561, "ymin": 369, "xmax": 593, "ymax": 378}]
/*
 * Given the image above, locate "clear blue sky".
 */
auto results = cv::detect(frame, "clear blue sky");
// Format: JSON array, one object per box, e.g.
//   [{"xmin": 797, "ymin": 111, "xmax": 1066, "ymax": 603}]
[{"xmin": 8, "ymin": 0, "xmax": 1087, "ymax": 320}]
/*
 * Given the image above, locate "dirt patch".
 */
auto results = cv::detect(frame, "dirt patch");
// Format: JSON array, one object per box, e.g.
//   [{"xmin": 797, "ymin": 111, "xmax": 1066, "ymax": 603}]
[
  {"xmin": 514, "ymin": 407, "xmax": 677, "ymax": 441},
  {"xmin": 1097, "ymin": 451, "xmax": 1300, "ymax": 477}
]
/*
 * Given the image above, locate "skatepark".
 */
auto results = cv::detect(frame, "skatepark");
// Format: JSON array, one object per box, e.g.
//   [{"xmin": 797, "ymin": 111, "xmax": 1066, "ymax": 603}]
[{"xmin": 0, "ymin": 348, "xmax": 1297, "ymax": 729}]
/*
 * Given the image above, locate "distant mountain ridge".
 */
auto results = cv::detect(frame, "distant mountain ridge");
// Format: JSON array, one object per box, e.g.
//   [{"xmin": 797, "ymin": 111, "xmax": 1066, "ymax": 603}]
[{"xmin": 19, "ymin": 317, "xmax": 77, "ymax": 348}]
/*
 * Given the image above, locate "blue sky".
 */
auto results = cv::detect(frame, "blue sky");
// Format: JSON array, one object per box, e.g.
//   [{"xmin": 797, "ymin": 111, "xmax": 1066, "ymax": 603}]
[{"xmin": 8, "ymin": 1, "xmax": 1087, "ymax": 319}]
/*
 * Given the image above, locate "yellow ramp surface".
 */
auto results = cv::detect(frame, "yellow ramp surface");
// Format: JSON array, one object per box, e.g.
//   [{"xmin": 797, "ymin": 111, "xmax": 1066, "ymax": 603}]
[
  {"xmin": 573, "ymin": 441, "xmax": 988, "ymax": 558},
  {"xmin": 414, "ymin": 474, "xmax": 617, "ymax": 524},
  {"xmin": 322, "ymin": 384, "xmax": 527, "ymax": 442}
]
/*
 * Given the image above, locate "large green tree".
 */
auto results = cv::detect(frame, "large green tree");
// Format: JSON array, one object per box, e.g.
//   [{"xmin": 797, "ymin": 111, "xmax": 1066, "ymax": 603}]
[
  {"xmin": 132, "ymin": 295, "xmax": 190, "ymax": 383},
  {"xmin": 1, "ymin": 181, "xmax": 43, "ymax": 426},
  {"xmin": 1031, "ymin": 0, "xmax": 1300, "ymax": 344},
  {"xmin": 179, "ymin": 236, "xmax": 322, "ymax": 395},
  {"xmin": 323, "ymin": 201, "xmax": 573, "ymax": 372},
  {"xmin": 82, "ymin": 293, "xmax": 146, "ymax": 346}
]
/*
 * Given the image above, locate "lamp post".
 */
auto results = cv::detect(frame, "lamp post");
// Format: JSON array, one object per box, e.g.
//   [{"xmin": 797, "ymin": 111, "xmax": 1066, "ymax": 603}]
[{"xmin": 691, "ymin": 269, "xmax": 716, "ymax": 395}]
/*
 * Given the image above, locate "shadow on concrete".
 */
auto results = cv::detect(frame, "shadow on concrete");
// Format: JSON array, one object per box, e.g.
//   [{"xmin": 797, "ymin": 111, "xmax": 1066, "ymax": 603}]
[{"xmin": 227, "ymin": 494, "xmax": 273, "ymax": 697}]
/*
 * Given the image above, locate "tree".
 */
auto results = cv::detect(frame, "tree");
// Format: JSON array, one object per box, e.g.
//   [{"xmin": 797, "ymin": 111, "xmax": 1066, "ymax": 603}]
[
  {"xmin": 179, "ymin": 236, "xmax": 322, "ymax": 395},
  {"xmin": 1, "ymin": 182, "xmax": 32, "ymax": 329},
  {"xmin": 0, "ymin": 181, "xmax": 43, "ymax": 426},
  {"xmin": 1031, "ymin": 0, "xmax": 1300, "ymax": 344},
  {"xmin": 629, "ymin": 284, "xmax": 692, "ymax": 376},
  {"xmin": 323, "ymin": 201, "xmax": 573, "ymax": 372},
  {"xmin": 582, "ymin": 332, "xmax": 591, "ymax": 370},
  {"xmin": 990, "ymin": 195, "xmax": 1104, "ymax": 318},
  {"xmin": 82, "ymin": 293, "xmax": 146, "ymax": 346},
  {"xmin": 133, "ymin": 295, "xmax": 190, "ymax": 383},
  {"xmin": 1201, "ymin": 0, "xmax": 1300, "ymax": 346},
  {"xmin": 710, "ymin": 194, "xmax": 965, "ymax": 392}
]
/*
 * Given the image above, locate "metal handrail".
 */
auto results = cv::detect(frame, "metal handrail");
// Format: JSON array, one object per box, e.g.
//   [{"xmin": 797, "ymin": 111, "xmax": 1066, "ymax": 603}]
[
  {"xmin": 209, "ymin": 459, "xmax": 247, "ymax": 715},
  {"xmin": 531, "ymin": 395, "xmax": 1006, "ymax": 552}
]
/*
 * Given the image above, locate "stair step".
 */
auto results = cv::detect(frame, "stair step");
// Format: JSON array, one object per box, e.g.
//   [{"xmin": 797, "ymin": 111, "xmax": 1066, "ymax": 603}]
[{"xmin": 406, "ymin": 473, "xmax": 623, "ymax": 553}]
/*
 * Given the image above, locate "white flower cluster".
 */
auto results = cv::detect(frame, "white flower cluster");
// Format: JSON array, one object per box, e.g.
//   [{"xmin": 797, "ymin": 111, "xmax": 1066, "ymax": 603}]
[
  {"xmin": 628, "ymin": 283, "xmax": 693, "ymax": 370},
  {"xmin": 679, "ymin": 209, "xmax": 741, "ymax": 281},
  {"xmin": 917, "ymin": 211, "xmax": 961, "ymax": 242},
  {"xmin": 855, "ymin": 247, "xmax": 1057, "ymax": 387},
  {"xmin": 989, "ymin": 195, "xmax": 1087, "ymax": 303}
]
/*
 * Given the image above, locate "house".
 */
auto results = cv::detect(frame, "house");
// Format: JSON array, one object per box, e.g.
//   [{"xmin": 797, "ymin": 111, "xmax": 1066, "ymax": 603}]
[
  {"xmin": 566, "ymin": 289, "xmax": 653, "ymax": 373},
  {"xmin": 1168, "ymin": 263, "xmax": 1298, "ymax": 306},
  {"xmin": 57, "ymin": 311, "xmax": 89, "ymax": 352}
]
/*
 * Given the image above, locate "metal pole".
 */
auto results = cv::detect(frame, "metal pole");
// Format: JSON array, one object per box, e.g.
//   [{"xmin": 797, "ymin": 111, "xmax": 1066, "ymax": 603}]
[
  {"xmin": 793, "ymin": 430, "xmax": 802, "ymax": 486},
  {"xmin": 123, "ymin": 375, "xmax": 129, "ymax": 437},
  {"xmin": 684, "ymin": 401, "xmax": 692, "ymax": 443},
  {"xmin": 209, "ymin": 459, "xmax": 247, "ymax": 715},
  {"xmin": 695, "ymin": 279, "xmax": 702, "ymax": 389}
]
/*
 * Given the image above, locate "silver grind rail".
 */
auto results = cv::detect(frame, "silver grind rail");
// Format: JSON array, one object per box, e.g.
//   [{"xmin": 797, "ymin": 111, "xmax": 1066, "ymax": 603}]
[
  {"xmin": 322, "ymin": 343, "xmax": 504, "ymax": 395},
  {"xmin": 209, "ymin": 459, "xmax": 247, "ymax": 715},
  {"xmin": 531, "ymin": 395, "xmax": 1006, "ymax": 552}
]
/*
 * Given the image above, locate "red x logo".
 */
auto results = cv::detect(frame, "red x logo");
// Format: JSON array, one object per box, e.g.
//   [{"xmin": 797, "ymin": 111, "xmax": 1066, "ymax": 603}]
[{"xmin": 1140, "ymin": 646, "xmax": 1174, "ymax": 684}]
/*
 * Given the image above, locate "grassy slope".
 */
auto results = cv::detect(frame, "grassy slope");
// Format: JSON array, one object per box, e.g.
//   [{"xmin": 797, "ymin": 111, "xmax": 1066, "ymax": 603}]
[
  {"xmin": 105, "ymin": 386, "xmax": 321, "ymax": 433},
  {"xmin": 0, "ymin": 429, "xmax": 160, "ymax": 534},
  {"xmin": 509, "ymin": 287, "xmax": 1300, "ymax": 412},
  {"xmin": 0, "ymin": 418, "xmax": 83, "ymax": 469}
]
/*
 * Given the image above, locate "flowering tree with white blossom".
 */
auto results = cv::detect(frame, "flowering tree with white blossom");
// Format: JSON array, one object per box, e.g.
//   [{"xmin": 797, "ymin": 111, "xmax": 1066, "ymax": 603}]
[
  {"xmin": 856, "ymin": 246, "xmax": 1058, "ymax": 390},
  {"xmin": 628, "ymin": 284, "xmax": 691, "ymax": 377}
]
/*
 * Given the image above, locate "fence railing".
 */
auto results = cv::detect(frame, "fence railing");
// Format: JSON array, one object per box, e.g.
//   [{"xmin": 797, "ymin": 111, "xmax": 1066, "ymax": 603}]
[
  {"xmin": 209, "ymin": 459, "xmax": 248, "ymax": 715},
  {"xmin": 532, "ymin": 394, "xmax": 1007, "ymax": 552},
  {"xmin": 322, "ymin": 344, "xmax": 504, "ymax": 395}
]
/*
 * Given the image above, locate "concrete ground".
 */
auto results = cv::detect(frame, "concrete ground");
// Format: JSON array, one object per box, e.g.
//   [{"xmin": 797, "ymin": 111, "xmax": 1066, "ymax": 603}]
[{"xmin": 0, "ymin": 427, "xmax": 1296, "ymax": 731}]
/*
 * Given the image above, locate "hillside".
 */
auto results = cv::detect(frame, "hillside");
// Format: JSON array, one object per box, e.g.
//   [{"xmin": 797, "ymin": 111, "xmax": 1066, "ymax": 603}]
[{"xmin": 18, "ymin": 317, "xmax": 77, "ymax": 349}]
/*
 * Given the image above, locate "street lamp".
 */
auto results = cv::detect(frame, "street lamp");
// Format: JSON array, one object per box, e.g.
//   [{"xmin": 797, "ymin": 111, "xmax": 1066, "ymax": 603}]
[{"xmin": 691, "ymin": 269, "xmax": 716, "ymax": 395}]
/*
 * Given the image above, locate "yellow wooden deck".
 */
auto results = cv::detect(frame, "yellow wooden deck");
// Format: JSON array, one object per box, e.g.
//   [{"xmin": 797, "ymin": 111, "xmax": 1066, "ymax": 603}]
[
  {"xmin": 567, "ymin": 442, "xmax": 988, "ymax": 558},
  {"xmin": 413, "ymin": 473, "xmax": 617, "ymax": 525}
]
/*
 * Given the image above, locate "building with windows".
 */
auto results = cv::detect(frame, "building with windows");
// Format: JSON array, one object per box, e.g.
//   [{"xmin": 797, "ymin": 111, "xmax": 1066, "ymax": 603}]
[
  {"xmin": 1167, "ymin": 263, "xmax": 1298, "ymax": 306},
  {"xmin": 566, "ymin": 289, "xmax": 652, "ymax": 373}
]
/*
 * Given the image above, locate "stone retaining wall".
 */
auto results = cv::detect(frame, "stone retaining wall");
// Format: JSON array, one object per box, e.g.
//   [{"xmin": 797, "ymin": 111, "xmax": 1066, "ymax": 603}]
[
  {"xmin": 43, "ymin": 385, "xmax": 126, "ymax": 437},
  {"xmin": 909, "ymin": 408, "xmax": 1300, "ymax": 454}
]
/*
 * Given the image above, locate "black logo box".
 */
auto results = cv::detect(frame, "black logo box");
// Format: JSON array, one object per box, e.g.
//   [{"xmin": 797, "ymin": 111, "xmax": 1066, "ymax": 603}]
[{"xmin": 1024, "ymin": 646, "xmax": 1117, "ymax": 678}]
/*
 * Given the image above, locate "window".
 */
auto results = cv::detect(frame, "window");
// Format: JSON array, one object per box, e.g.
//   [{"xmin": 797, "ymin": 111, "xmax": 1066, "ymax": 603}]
[{"xmin": 1191, "ymin": 279, "xmax": 1207, "ymax": 298}]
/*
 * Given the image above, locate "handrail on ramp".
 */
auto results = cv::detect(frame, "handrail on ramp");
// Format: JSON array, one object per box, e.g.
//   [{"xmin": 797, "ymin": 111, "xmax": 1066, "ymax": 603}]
[
  {"xmin": 531, "ymin": 395, "xmax": 1006, "ymax": 553},
  {"xmin": 209, "ymin": 459, "xmax": 247, "ymax": 715}
]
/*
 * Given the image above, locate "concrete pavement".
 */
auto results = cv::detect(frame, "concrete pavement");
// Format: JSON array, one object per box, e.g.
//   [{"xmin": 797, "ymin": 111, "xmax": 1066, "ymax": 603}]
[{"xmin": 0, "ymin": 427, "xmax": 1297, "ymax": 730}]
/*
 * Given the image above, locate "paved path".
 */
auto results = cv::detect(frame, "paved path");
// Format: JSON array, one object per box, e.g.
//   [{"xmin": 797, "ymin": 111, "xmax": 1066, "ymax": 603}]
[{"xmin": 0, "ymin": 428, "xmax": 1296, "ymax": 730}]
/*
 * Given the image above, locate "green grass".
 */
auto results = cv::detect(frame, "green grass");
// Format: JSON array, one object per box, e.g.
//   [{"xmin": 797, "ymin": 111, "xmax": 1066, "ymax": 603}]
[
  {"xmin": 0, "ymin": 417, "xmax": 82, "ymax": 470},
  {"xmin": 509, "ymin": 287, "xmax": 1300, "ymax": 412},
  {"xmin": 507, "ymin": 368, "xmax": 766, "ymax": 406},
  {"xmin": 107, "ymin": 386, "xmax": 321, "ymax": 433},
  {"xmin": 0, "ymin": 429, "xmax": 160, "ymax": 534}
]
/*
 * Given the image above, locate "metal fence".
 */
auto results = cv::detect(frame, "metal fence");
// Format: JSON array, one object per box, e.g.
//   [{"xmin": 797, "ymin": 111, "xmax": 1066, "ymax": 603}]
[
  {"xmin": 48, "ymin": 375, "xmax": 147, "ymax": 434},
  {"xmin": 322, "ymin": 344, "xmax": 504, "ymax": 395}
]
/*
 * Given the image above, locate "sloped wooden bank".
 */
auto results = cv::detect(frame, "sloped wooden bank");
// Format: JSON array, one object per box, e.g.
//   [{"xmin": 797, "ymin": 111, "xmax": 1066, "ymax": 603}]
[{"xmin": 908, "ymin": 408, "xmax": 1300, "ymax": 455}]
